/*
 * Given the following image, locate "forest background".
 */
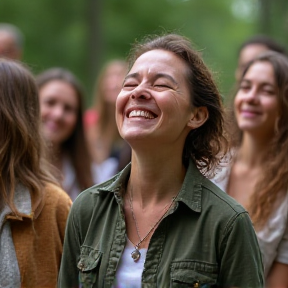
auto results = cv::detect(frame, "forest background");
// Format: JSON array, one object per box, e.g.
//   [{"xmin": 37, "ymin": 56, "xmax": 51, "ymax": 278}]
[{"xmin": 0, "ymin": 0, "xmax": 287, "ymax": 106}]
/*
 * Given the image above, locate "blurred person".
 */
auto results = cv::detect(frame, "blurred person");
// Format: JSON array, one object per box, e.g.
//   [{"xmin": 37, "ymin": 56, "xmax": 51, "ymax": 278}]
[
  {"xmin": 84, "ymin": 59, "xmax": 131, "ymax": 183},
  {"xmin": 213, "ymin": 51, "xmax": 288, "ymax": 287},
  {"xmin": 235, "ymin": 34, "xmax": 287, "ymax": 82},
  {"xmin": 0, "ymin": 59, "xmax": 72, "ymax": 287},
  {"xmin": 36, "ymin": 68, "xmax": 94, "ymax": 201},
  {"xmin": 59, "ymin": 33, "xmax": 264, "ymax": 287},
  {"xmin": 0, "ymin": 23, "xmax": 24, "ymax": 60}
]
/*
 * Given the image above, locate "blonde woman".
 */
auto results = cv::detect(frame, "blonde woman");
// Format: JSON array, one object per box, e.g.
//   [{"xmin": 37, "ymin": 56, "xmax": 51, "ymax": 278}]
[{"xmin": 84, "ymin": 60, "xmax": 131, "ymax": 182}]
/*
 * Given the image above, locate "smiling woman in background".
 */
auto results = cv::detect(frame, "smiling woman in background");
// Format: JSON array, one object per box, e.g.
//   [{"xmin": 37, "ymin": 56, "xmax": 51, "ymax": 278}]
[
  {"xmin": 58, "ymin": 33, "xmax": 264, "ymax": 287},
  {"xmin": 213, "ymin": 51, "xmax": 288, "ymax": 287},
  {"xmin": 36, "ymin": 68, "xmax": 94, "ymax": 201},
  {"xmin": 84, "ymin": 60, "xmax": 131, "ymax": 183}
]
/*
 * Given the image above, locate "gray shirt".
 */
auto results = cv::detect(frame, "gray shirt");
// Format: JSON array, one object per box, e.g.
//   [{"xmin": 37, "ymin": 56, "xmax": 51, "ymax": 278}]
[{"xmin": 0, "ymin": 183, "xmax": 31, "ymax": 288}]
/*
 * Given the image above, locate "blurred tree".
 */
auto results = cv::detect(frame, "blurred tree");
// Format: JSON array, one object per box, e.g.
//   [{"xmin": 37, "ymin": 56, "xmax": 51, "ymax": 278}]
[
  {"xmin": 259, "ymin": 0, "xmax": 288, "ymax": 47},
  {"xmin": 0, "ymin": 0, "xmax": 286, "ymax": 105},
  {"xmin": 86, "ymin": 0, "xmax": 103, "ymax": 89}
]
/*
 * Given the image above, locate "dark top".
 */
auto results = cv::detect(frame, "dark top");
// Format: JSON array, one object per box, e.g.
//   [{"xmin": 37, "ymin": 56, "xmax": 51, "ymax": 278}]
[{"xmin": 59, "ymin": 160, "xmax": 264, "ymax": 287}]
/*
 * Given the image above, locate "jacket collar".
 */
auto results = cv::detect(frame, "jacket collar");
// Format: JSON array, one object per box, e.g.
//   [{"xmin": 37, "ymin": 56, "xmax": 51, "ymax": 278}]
[{"xmin": 98, "ymin": 160, "xmax": 204, "ymax": 213}]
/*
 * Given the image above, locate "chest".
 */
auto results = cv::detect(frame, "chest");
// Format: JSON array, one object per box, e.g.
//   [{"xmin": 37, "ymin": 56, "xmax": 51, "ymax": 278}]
[
  {"xmin": 226, "ymin": 165, "xmax": 260, "ymax": 209},
  {"xmin": 77, "ymin": 205, "xmax": 223, "ymax": 288}
]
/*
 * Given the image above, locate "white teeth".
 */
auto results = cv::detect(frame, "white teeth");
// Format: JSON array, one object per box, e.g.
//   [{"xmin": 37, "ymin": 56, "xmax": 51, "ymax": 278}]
[{"xmin": 128, "ymin": 110, "xmax": 155, "ymax": 119}]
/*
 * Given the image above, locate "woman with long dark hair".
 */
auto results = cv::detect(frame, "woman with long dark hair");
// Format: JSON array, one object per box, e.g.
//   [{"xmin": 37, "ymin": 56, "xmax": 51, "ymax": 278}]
[{"xmin": 36, "ymin": 68, "xmax": 94, "ymax": 201}]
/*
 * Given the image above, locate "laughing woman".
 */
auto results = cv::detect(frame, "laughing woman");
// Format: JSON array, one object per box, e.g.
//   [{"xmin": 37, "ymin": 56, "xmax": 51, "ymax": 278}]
[{"xmin": 59, "ymin": 34, "xmax": 264, "ymax": 287}]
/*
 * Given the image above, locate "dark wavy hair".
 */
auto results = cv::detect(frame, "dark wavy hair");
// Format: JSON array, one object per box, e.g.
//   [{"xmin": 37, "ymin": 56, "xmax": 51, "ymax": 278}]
[
  {"xmin": 238, "ymin": 34, "xmax": 287, "ymax": 58},
  {"xmin": 0, "ymin": 59, "xmax": 57, "ymax": 215},
  {"xmin": 128, "ymin": 33, "xmax": 228, "ymax": 176},
  {"xmin": 36, "ymin": 68, "xmax": 93, "ymax": 191}
]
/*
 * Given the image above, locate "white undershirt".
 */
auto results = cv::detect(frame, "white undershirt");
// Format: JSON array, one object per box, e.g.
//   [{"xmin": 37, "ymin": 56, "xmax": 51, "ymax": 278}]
[{"xmin": 112, "ymin": 238, "xmax": 147, "ymax": 288}]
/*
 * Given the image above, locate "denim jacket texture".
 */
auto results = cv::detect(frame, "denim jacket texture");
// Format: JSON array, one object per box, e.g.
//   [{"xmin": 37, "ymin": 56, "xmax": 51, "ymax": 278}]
[{"xmin": 58, "ymin": 161, "xmax": 264, "ymax": 288}]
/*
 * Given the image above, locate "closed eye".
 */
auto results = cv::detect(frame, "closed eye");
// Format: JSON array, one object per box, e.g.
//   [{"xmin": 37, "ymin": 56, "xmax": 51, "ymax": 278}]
[
  {"xmin": 239, "ymin": 84, "xmax": 251, "ymax": 92},
  {"xmin": 122, "ymin": 82, "xmax": 138, "ymax": 90},
  {"xmin": 155, "ymin": 84, "xmax": 171, "ymax": 88}
]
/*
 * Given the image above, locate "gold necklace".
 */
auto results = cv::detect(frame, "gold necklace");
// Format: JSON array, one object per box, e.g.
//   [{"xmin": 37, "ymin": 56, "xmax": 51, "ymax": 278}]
[{"xmin": 128, "ymin": 184, "xmax": 179, "ymax": 262}]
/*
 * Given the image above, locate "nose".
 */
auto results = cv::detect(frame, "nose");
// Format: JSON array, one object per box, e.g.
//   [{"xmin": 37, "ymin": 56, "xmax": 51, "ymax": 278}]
[
  {"xmin": 243, "ymin": 87, "xmax": 259, "ymax": 103},
  {"xmin": 130, "ymin": 85, "xmax": 151, "ymax": 100},
  {"xmin": 51, "ymin": 104, "xmax": 65, "ymax": 120}
]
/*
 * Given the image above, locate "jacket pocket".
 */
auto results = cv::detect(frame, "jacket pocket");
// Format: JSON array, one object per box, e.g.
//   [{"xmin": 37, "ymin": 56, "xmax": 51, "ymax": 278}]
[
  {"xmin": 170, "ymin": 260, "xmax": 218, "ymax": 288},
  {"xmin": 77, "ymin": 246, "xmax": 102, "ymax": 288}
]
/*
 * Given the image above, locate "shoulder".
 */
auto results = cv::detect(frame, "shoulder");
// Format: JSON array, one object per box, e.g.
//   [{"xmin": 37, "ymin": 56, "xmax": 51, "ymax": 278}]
[
  {"xmin": 201, "ymin": 179, "xmax": 259, "ymax": 250},
  {"xmin": 200, "ymin": 177, "xmax": 250, "ymax": 234},
  {"xmin": 203, "ymin": 177, "xmax": 246, "ymax": 213},
  {"xmin": 71, "ymin": 173, "xmax": 120, "ymax": 213},
  {"xmin": 42, "ymin": 182, "xmax": 72, "ymax": 215}
]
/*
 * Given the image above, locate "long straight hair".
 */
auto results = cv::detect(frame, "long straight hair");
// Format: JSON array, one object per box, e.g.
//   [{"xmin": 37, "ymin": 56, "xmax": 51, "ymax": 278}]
[{"xmin": 0, "ymin": 59, "xmax": 57, "ymax": 215}]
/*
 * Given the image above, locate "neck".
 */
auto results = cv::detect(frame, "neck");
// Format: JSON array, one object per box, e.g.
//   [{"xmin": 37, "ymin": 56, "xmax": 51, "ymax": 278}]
[
  {"xmin": 128, "ymin": 147, "xmax": 186, "ymax": 208},
  {"xmin": 237, "ymin": 132, "xmax": 272, "ymax": 168},
  {"xmin": 49, "ymin": 144, "xmax": 64, "ymax": 171}
]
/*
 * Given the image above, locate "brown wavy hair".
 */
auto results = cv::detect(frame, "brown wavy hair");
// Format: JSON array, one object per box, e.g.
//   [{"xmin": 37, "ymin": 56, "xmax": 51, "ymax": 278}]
[
  {"xmin": 36, "ymin": 68, "xmax": 94, "ymax": 191},
  {"xmin": 229, "ymin": 51, "xmax": 288, "ymax": 228},
  {"xmin": 128, "ymin": 33, "xmax": 228, "ymax": 176},
  {"xmin": 0, "ymin": 59, "xmax": 57, "ymax": 215}
]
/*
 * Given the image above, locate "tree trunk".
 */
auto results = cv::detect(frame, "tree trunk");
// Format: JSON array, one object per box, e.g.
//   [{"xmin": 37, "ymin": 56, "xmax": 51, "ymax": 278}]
[{"xmin": 86, "ymin": 0, "xmax": 103, "ymax": 98}]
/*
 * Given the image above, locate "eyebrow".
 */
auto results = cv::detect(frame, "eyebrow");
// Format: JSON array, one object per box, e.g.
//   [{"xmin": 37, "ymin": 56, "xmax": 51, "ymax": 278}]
[
  {"xmin": 241, "ymin": 79, "xmax": 275, "ymax": 87},
  {"xmin": 124, "ymin": 72, "xmax": 179, "ymax": 86}
]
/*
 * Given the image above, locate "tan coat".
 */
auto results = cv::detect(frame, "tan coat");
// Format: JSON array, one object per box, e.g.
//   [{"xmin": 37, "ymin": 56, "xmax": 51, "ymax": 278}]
[{"xmin": 9, "ymin": 183, "xmax": 72, "ymax": 288}]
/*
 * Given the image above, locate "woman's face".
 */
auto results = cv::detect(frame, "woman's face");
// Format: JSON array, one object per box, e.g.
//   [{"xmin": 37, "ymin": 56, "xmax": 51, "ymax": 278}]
[
  {"xmin": 39, "ymin": 80, "xmax": 79, "ymax": 147},
  {"xmin": 116, "ymin": 49, "xmax": 195, "ymax": 147},
  {"xmin": 235, "ymin": 44, "xmax": 268, "ymax": 82},
  {"xmin": 102, "ymin": 62, "xmax": 127, "ymax": 105},
  {"xmin": 234, "ymin": 61, "xmax": 279, "ymax": 137}
]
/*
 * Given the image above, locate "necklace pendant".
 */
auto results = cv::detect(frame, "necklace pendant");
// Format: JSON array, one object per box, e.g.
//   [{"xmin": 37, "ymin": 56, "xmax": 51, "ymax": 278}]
[{"xmin": 131, "ymin": 248, "xmax": 141, "ymax": 262}]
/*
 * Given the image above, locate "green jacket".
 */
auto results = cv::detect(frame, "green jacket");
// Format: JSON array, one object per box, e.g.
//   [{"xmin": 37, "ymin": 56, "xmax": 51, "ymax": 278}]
[{"xmin": 58, "ymin": 161, "xmax": 264, "ymax": 288}]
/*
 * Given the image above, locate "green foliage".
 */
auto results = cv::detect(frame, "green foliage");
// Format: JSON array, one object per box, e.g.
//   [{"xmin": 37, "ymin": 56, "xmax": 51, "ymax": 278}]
[{"xmin": 0, "ymin": 0, "xmax": 286, "ymax": 106}]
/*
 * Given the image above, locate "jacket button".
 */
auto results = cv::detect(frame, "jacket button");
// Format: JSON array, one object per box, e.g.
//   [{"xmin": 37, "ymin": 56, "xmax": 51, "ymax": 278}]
[{"xmin": 79, "ymin": 262, "xmax": 85, "ymax": 271}]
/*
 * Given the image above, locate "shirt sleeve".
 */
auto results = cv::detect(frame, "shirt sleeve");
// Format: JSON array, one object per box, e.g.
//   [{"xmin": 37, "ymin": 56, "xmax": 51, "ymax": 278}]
[
  {"xmin": 276, "ymin": 209, "xmax": 288, "ymax": 265},
  {"xmin": 218, "ymin": 212, "xmax": 265, "ymax": 288}
]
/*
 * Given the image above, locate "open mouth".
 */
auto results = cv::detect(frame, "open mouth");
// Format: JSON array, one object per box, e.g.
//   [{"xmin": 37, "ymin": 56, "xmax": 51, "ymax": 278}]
[{"xmin": 127, "ymin": 109, "xmax": 157, "ymax": 119}]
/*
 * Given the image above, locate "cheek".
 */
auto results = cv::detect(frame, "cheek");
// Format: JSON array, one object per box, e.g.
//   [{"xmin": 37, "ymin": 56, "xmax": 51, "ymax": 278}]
[
  {"xmin": 234, "ymin": 92, "xmax": 241, "ymax": 108},
  {"xmin": 39, "ymin": 105, "xmax": 51, "ymax": 120},
  {"xmin": 115, "ymin": 92, "xmax": 127, "ymax": 116},
  {"xmin": 233, "ymin": 94, "xmax": 242, "ymax": 113},
  {"xmin": 65, "ymin": 113, "xmax": 78, "ymax": 130}
]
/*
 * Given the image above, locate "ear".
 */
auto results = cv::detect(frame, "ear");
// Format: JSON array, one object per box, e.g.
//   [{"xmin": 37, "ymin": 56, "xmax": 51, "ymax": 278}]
[{"xmin": 187, "ymin": 107, "xmax": 209, "ymax": 129}]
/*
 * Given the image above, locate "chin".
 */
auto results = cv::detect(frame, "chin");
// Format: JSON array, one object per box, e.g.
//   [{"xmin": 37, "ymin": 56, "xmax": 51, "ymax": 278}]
[
  {"xmin": 122, "ymin": 131, "xmax": 155, "ymax": 146},
  {"xmin": 239, "ymin": 124, "xmax": 263, "ymax": 133}
]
